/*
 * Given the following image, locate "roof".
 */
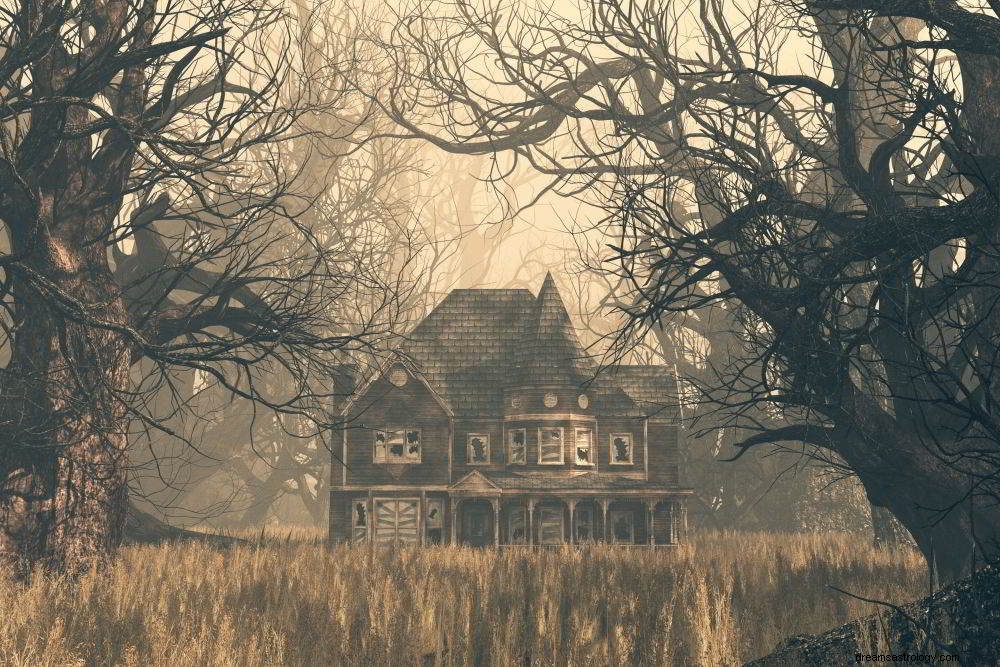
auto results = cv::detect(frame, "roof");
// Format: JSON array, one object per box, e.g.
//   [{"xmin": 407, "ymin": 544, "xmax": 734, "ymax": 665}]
[
  {"xmin": 356, "ymin": 274, "xmax": 679, "ymax": 420},
  {"xmin": 605, "ymin": 366, "xmax": 679, "ymax": 421},
  {"xmin": 404, "ymin": 288, "xmax": 536, "ymax": 416},
  {"xmin": 513, "ymin": 273, "xmax": 594, "ymax": 386},
  {"xmin": 472, "ymin": 470, "xmax": 676, "ymax": 491}
]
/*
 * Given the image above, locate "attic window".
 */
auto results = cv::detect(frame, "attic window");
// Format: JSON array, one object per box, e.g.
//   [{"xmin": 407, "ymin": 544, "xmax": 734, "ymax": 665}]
[
  {"xmin": 538, "ymin": 427, "xmax": 564, "ymax": 464},
  {"xmin": 610, "ymin": 433, "xmax": 633, "ymax": 464},
  {"xmin": 575, "ymin": 429, "xmax": 593, "ymax": 466},
  {"xmin": 374, "ymin": 428, "xmax": 421, "ymax": 463},
  {"xmin": 467, "ymin": 434, "xmax": 490, "ymax": 464},
  {"xmin": 508, "ymin": 429, "xmax": 526, "ymax": 465}
]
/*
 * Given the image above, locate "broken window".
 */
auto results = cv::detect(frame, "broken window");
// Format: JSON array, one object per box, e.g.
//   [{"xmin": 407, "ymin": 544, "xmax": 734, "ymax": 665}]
[
  {"xmin": 508, "ymin": 506, "xmax": 526, "ymax": 543},
  {"xmin": 610, "ymin": 510, "xmax": 634, "ymax": 543},
  {"xmin": 352, "ymin": 500, "xmax": 368, "ymax": 542},
  {"xmin": 575, "ymin": 429, "xmax": 593, "ymax": 465},
  {"xmin": 508, "ymin": 429, "xmax": 526, "ymax": 465},
  {"xmin": 373, "ymin": 428, "xmax": 421, "ymax": 463},
  {"xmin": 610, "ymin": 433, "xmax": 633, "ymax": 464},
  {"xmin": 538, "ymin": 427, "xmax": 564, "ymax": 464},
  {"xmin": 467, "ymin": 434, "xmax": 490, "ymax": 464},
  {"xmin": 426, "ymin": 499, "xmax": 443, "ymax": 544}
]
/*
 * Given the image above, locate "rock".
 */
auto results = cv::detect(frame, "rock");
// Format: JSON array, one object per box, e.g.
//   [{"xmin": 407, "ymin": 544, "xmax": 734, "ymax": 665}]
[{"xmin": 745, "ymin": 567, "xmax": 1000, "ymax": 666}]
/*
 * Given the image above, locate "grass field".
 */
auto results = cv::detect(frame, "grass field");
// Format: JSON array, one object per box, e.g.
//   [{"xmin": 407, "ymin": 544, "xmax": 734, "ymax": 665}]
[{"xmin": 0, "ymin": 531, "xmax": 927, "ymax": 666}]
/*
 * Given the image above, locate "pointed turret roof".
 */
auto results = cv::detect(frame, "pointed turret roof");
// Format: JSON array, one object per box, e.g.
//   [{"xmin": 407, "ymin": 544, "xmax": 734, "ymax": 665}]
[{"xmin": 513, "ymin": 272, "xmax": 594, "ymax": 387}]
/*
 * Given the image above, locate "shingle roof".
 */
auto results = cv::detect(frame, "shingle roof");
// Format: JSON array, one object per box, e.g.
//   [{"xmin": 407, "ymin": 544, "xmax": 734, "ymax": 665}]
[
  {"xmin": 394, "ymin": 277, "xmax": 678, "ymax": 420},
  {"xmin": 605, "ymin": 366, "xmax": 679, "ymax": 421},
  {"xmin": 514, "ymin": 272, "xmax": 594, "ymax": 386},
  {"xmin": 403, "ymin": 288, "xmax": 536, "ymax": 416}
]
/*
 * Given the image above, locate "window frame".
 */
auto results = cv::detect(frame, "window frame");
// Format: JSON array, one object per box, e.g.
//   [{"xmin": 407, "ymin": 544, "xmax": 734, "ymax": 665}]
[
  {"xmin": 467, "ymin": 433, "xmax": 491, "ymax": 465},
  {"xmin": 373, "ymin": 427, "xmax": 422, "ymax": 464},
  {"xmin": 609, "ymin": 432, "xmax": 634, "ymax": 465},
  {"xmin": 537, "ymin": 426, "xmax": 565, "ymax": 465},
  {"xmin": 575, "ymin": 428, "xmax": 594, "ymax": 466},
  {"xmin": 507, "ymin": 428, "xmax": 527, "ymax": 465},
  {"xmin": 351, "ymin": 498, "xmax": 368, "ymax": 542}
]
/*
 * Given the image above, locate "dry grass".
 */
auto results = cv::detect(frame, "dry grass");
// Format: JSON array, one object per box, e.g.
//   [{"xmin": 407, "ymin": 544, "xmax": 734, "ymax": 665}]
[{"xmin": 0, "ymin": 531, "xmax": 927, "ymax": 666}]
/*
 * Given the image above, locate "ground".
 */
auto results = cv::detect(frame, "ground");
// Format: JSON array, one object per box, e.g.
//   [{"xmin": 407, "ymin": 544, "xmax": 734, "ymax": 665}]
[{"xmin": 0, "ymin": 531, "xmax": 926, "ymax": 666}]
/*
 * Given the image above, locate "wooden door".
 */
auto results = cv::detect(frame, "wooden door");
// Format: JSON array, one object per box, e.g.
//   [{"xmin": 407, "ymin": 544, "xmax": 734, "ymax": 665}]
[{"xmin": 374, "ymin": 499, "xmax": 419, "ymax": 544}]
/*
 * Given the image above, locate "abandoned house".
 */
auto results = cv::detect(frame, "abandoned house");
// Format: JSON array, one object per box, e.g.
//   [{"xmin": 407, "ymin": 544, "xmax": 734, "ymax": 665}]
[{"xmin": 329, "ymin": 273, "xmax": 691, "ymax": 546}]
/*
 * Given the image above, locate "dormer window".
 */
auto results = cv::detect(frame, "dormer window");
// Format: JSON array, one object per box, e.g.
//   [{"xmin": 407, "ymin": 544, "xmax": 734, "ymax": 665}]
[
  {"xmin": 467, "ymin": 434, "xmax": 490, "ymax": 464},
  {"xmin": 538, "ymin": 427, "xmax": 564, "ymax": 464},
  {"xmin": 374, "ymin": 427, "xmax": 421, "ymax": 463},
  {"xmin": 610, "ymin": 433, "xmax": 633, "ymax": 464},
  {"xmin": 575, "ymin": 428, "xmax": 594, "ymax": 465},
  {"xmin": 508, "ymin": 429, "xmax": 526, "ymax": 464}
]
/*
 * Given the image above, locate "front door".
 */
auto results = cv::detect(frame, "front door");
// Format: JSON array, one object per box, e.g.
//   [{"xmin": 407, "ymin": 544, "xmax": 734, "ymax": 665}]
[
  {"xmin": 462, "ymin": 501, "xmax": 493, "ymax": 547},
  {"xmin": 374, "ymin": 499, "xmax": 419, "ymax": 544}
]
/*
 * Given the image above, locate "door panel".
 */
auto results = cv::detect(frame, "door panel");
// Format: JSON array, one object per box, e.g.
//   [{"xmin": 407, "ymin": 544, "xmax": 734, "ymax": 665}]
[{"xmin": 374, "ymin": 499, "xmax": 419, "ymax": 544}]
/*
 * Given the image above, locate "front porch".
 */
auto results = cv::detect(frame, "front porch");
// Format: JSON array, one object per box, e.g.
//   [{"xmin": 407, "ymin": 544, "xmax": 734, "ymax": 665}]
[{"xmin": 450, "ymin": 495, "xmax": 687, "ymax": 547}]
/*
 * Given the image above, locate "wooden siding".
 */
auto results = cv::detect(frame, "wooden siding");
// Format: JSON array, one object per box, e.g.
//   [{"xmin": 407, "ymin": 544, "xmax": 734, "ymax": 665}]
[
  {"xmin": 340, "ymin": 371, "xmax": 451, "ymax": 488},
  {"xmin": 647, "ymin": 422, "xmax": 680, "ymax": 485}
]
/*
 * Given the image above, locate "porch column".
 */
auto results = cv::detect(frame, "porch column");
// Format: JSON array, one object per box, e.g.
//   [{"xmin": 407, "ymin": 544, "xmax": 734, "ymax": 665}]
[
  {"xmin": 666, "ymin": 501, "xmax": 675, "ymax": 544},
  {"xmin": 568, "ymin": 498, "xmax": 578, "ymax": 545},
  {"xmin": 599, "ymin": 498, "xmax": 610, "ymax": 543},
  {"xmin": 419, "ymin": 490, "xmax": 426, "ymax": 546},
  {"xmin": 527, "ymin": 498, "xmax": 535, "ymax": 546},
  {"xmin": 491, "ymin": 497, "xmax": 500, "ymax": 547},
  {"xmin": 450, "ymin": 498, "xmax": 458, "ymax": 545},
  {"xmin": 646, "ymin": 498, "xmax": 656, "ymax": 545}
]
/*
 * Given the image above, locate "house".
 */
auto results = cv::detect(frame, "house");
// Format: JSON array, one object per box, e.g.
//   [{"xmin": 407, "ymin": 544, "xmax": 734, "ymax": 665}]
[{"xmin": 329, "ymin": 273, "xmax": 691, "ymax": 546}]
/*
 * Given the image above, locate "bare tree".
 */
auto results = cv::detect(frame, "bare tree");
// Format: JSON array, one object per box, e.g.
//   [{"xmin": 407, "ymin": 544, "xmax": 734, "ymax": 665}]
[
  {"xmin": 378, "ymin": 0, "xmax": 1000, "ymax": 581},
  {"xmin": 0, "ymin": 0, "xmax": 407, "ymax": 572}
]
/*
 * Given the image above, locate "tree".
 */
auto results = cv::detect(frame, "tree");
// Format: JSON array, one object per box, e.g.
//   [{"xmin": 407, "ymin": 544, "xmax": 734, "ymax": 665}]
[
  {"xmin": 378, "ymin": 0, "xmax": 1000, "ymax": 581},
  {"xmin": 0, "ymin": 0, "xmax": 397, "ymax": 572}
]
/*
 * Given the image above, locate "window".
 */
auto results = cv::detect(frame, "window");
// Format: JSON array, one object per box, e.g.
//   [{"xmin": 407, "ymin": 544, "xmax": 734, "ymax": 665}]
[
  {"xmin": 374, "ymin": 428, "xmax": 421, "ymax": 463},
  {"xmin": 508, "ymin": 507, "xmax": 526, "ymax": 544},
  {"xmin": 539, "ymin": 507, "xmax": 564, "ymax": 544},
  {"xmin": 610, "ymin": 510, "xmax": 634, "ymax": 544},
  {"xmin": 426, "ymin": 499, "xmax": 443, "ymax": 544},
  {"xmin": 575, "ymin": 429, "xmax": 594, "ymax": 465},
  {"xmin": 351, "ymin": 500, "xmax": 368, "ymax": 542},
  {"xmin": 610, "ymin": 433, "xmax": 633, "ymax": 464},
  {"xmin": 538, "ymin": 427, "xmax": 564, "ymax": 464},
  {"xmin": 508, "ymin": 429, "xmax": 526, "ymax": 465},
  {"xmin": 467, "ymin": 434, "xmax": 490, "ymax": 464}
]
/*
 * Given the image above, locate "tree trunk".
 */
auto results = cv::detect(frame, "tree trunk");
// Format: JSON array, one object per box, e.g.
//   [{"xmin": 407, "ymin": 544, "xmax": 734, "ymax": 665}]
[
  {"xmin": 870, "ymin": 504, "xmax": 911, "ymax": 548},
  {"xmin": 838, "ymin": 409, "xmax": 1000, "ymax": 583},
  {"xmin": 0, "ymin": 230, "xmax": 132, "ymax": 574}
]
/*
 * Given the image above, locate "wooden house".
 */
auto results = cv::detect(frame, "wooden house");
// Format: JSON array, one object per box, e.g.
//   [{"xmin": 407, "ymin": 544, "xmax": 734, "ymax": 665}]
[{"xmin": 329, "ymin": 273, "xmax": 691, "ymax": 546}]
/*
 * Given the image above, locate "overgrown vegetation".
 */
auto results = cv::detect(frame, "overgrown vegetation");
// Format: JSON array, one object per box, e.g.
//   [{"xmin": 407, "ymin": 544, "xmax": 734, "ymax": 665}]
[{"xmin": 0, "ymin": 531, "xmax": 925, "ymax": 666}]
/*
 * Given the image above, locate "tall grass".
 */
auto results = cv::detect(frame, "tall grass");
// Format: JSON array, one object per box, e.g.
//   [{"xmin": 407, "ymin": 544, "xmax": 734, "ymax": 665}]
[{"xmin": 0, "ymin": 531, "xmax": 926, "ymax": 666}]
